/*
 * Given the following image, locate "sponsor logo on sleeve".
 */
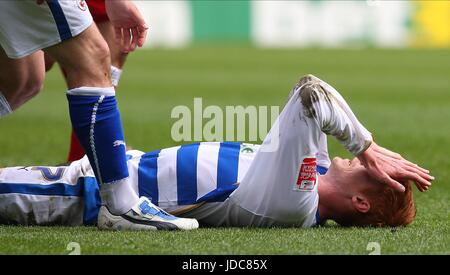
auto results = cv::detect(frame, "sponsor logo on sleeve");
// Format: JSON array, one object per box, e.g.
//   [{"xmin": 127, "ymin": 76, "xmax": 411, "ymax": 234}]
[{"xmin": 295, "ymin": 157, "xmax": 317, "ymax": 192}]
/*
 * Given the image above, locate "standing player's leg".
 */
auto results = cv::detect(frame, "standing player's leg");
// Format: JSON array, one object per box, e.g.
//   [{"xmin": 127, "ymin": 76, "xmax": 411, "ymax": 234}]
[
  {"xmin": 67, "ymin": 20, "xmax": 129, "ymax": 162},
  {"xmin": 43, "ymin": 52, "xmax": 86, "ymax": 162},
  {"xmin": 97, "ymin": 21, "xmax": 128, "ymax": 85},
  {"xmin": 86, "ymin": 0, "xmax": 127, "ymax": 86},
  {"xmin": 0, "ymin": 48, "xmax": 45, "ymax": 116},
  {"xmin": 46, "ymin": 18, "xmax": 198, "ymax": 231},
  {"xmin": 44, "ymin": 24, "xmax": 137, "ymax": 215},
  {"xmin": 0, "ymin": 0, "xmax": 198, "ymax": 230}
]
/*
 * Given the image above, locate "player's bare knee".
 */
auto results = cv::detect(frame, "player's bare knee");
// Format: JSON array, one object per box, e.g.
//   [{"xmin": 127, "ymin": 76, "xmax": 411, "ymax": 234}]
[
  {"xmin": 46, "ymin": 25, "xmax": 111, "ymax": 87},
  {"xmin": 94, "ymin": 38, "xmax": 111, "ymax": 69},
  {"xmin": 81, "ymin": 38, "xmax": 111, "ymax": 84},
  {"xmin": 25, "ymin": 71, "xmax": 45, "ymax": 98},
  {"xmin": 7, "ymin": 72, "xmax": 44, "ymax": 109}
]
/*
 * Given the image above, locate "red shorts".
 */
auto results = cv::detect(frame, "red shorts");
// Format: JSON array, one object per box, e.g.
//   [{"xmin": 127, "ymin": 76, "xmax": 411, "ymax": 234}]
[{"xmin": 86, "ymin": 0, "xmax": 109, "ymax": 23}]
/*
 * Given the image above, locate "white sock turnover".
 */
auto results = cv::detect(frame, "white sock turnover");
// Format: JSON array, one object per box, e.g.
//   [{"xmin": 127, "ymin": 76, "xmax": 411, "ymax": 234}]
[
  {"xmin": 100, "ymin": 178, "xmax": 139, "ymax": 215},
  {"xmin": 111, "ymin": 66, "xmax": 123, "ymax": 87}
]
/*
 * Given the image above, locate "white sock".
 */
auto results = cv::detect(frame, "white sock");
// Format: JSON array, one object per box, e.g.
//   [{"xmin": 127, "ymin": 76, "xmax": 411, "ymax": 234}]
[
  {"xmin": 111, "ymin": 66, "xmax": 123, "ymax": 87},
  {"xmin": 67, "ymin": 86, "xmax": 115, "ymax": 96},
  {"xmin": 0, "ymin": 91, "xmax": 12, "ymax": 117},
  {"xmin": 100, "ymin": 178, "xmax": 139, "ymax": 215}
]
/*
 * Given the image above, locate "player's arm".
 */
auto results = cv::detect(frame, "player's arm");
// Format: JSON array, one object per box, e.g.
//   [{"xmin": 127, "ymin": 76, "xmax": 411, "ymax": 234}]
[
  {"xmin": 299, "ymin": 75, "xmax": 433, "ymax": 192},
  {"xmin": 298, "ymin": 76, "xmax": 372, "ymax": 155}
]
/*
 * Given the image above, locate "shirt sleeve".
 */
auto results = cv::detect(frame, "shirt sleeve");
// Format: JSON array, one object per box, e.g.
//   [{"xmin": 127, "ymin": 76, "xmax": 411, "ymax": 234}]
[
  {"xmin": 126, "ymin": 150, "xmax": 146, "ymax": 159},
  {"xmin": 298, "ymin": 80, "xmax": 373, "ymax": 156}
]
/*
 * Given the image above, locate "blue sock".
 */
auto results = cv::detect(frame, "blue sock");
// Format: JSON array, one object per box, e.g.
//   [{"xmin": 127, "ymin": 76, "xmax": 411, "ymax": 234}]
[{"xmin": 67, "ymin": 87, "xmax": 129, "ymax": 185}]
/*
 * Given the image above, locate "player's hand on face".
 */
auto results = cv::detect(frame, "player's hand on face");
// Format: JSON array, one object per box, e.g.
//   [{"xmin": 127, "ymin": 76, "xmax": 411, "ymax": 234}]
[
  {"xmin": 371, "ymin": 142, "xmax": 434, "ymax": 192},
  {"xmin": 357, "ymin": 142, "xmax": 434, "ymax": 192},
  {"xmin": 105, "ymin": 0, "xmax": 149, "ymax": 53}
]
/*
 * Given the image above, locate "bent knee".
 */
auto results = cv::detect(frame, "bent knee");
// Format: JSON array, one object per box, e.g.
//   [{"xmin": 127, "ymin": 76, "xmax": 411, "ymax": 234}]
[
  {"xmin": 89, "ymin": 37, "xmax": 111, "ymax": 70},
  {"xmin": 4, "ymin": 73, "xmax": 45, "ymax": 110},
  {"xmin": 24, "ymin": 75, "xmax": 45, "ymax": 97},
  {"xmin": 84, "ymin": 40, "xmax": 111, "ymax": 85},
  {"xmin": 65, "ymin": 37, "xmax": 111, "ymax": 86}
]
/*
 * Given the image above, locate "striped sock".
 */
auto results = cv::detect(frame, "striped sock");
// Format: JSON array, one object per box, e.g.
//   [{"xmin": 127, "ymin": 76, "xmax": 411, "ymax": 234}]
[{"xmin": 66, "ymin": 86, "xmax": 135, "ymax": 214}]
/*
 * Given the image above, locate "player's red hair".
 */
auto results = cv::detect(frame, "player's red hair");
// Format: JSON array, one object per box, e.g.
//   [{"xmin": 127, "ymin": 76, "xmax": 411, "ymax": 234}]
[{"xmin": 354, "ymin": 180, "xmax": 416, "ymax": 227}]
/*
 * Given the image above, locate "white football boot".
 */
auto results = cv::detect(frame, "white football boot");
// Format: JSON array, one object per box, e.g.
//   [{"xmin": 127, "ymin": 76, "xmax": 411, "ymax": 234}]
[{"xmin": 97, "ymin": 197, "xmax": 199, "ymax": 231}]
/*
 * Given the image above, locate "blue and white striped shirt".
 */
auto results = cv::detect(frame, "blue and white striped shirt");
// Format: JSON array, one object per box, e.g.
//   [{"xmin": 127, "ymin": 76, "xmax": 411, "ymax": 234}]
[
  {"xmin": 0, "ymin": 142, "xmax": 329, "ymax": 225},
  {"xmin": 132, "ymin": 142, "xmax": 258, "ymax": 208}
]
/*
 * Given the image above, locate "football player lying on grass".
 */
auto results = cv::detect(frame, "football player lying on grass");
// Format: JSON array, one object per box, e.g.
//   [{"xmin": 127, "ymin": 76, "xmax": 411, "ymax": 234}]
[{"xmin": 0, "ymin": 75, "xmax": 433, "ymax": 229}]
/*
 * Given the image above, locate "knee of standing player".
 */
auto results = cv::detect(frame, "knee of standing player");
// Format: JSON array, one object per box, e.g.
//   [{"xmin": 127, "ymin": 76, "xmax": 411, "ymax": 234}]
[
  {"xmin": 69, "ymin": 35, "xmax": 111, "ymax": 85},
  {"xmin": 87, "ymin": 38, "xmax": 111, "ymax": 84},
  {"xmin": 92, "ymin": 38, "xmax": 111, "ymax": 72},
  {"xmin": 6, "ymin": 70, "xmax": 45, "ymax": 109}
]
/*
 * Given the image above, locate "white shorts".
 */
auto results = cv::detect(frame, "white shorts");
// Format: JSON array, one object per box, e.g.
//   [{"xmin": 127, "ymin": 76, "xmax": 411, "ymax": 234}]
[{"xmin": 0, "ymin": 0, "xmax": 93, "ymax": 59}]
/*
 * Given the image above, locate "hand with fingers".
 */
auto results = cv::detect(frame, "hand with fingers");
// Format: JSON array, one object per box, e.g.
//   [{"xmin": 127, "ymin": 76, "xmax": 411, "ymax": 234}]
[
  {"xmin": 105, "ymin": 0, "xmax": 148, "ymax": 53},
  {"xmin": 357, "ymin": 142, "xmax": 434, "ymax": 192}
]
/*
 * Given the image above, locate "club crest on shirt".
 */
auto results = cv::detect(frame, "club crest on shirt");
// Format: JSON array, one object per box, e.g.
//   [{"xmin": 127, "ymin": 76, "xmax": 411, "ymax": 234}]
[
  {"xmin": 77, "ymin": 0, "xmax": 87, "ymax": 11},
  {"xmin": 295, "ymin": 157, "xmax": 317, "ymax": 192},
  {"xmin": 240, "ymin": 143, "xmax": 257, "ymax": 154}
]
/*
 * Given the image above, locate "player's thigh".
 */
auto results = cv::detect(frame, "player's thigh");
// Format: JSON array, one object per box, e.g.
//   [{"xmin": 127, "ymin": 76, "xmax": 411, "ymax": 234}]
[
  {"xmin": 0, "ymin": 48, "xmax": 45, "ymax": 110},
  {"xmin": 96, "ymin": 21, "xmax": 128, "ymax": 69},
  {"xmin": 45, "ymin": 24, "xmax": 111, "ymax": 89}
]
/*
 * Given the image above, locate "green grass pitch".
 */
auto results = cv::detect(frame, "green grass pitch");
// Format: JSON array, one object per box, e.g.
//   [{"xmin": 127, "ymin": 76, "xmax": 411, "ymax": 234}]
[{"xmin": 0, "ymin": 46, "xmax": 449, "ymax": 254}]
